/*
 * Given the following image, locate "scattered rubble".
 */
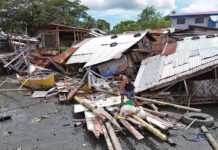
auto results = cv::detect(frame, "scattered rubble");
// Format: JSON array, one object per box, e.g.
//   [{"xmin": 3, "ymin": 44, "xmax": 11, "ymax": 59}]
[{"xmin": 0, "ymin": 28, "xmax": 218, "ymax": 150}]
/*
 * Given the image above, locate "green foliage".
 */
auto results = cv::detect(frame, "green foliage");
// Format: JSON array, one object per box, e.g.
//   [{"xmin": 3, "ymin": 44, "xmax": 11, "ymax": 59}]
[
  {"xmin": 96, "ymin": 19, "xmax": 110, "ymax": 32},
  {"xmin": 110, "ymin": 6, "xmax": 172, "ymax": 34},
  {"xmin": 108, "ymin": 20, "xmax": 140, "ymax": 34},
  {"xmin": 0, "ymin": 0, "xmax": 90, "ymax": 35}
]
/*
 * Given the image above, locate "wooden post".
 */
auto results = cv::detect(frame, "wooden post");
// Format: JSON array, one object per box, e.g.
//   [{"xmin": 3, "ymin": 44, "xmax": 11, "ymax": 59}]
[
  {"xmin": 56, "ymin": 26, "xmax": 60, "ymax": 54},
  {"xmin": 105, "ymin": 122, "xmax": 122, "ymax": 150},
  {"xmin": 215, "ymin": 68, "xmax": 217, "ymax": 79},
  {"xmin": 201, "ymin": 125, "xmax": 218, "ymax": 150}
]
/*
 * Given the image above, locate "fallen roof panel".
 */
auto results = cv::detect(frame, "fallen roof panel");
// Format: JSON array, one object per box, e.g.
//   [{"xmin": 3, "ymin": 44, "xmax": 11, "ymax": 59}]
[
  {"xmin": 135, "ymin": 35, "xmax": 218, "ymax": 93},
  {"xmin": 66, "ymin": 32, "xmax": 147, "ymax": 67}
]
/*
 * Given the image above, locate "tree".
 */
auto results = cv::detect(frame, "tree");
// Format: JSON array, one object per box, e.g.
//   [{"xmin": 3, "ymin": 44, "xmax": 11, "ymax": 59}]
[
  {"xmin": 109, "ymin": 6, "xmax": 172, "ymax": 34},
  {"xmin": 137, "ymin": 6, "xmax": 161, "ymax": 29},
  {"xmin": 0, "ymin": 0, "xmax": 90, "ymax": 35},
  {"xmin": 96, "ymin": 19, "xmax": 110, "ymax": 32},
  {"xmin": 109, "ymin": 20, "xmax": 139, "ymax": 34},
  {"xmin": 80, "ymin": 15, "xmax": 96, "ymax": 29}
]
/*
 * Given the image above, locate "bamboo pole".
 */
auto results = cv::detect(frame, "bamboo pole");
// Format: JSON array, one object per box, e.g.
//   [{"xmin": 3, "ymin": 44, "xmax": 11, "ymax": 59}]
[
  {"xmin": 185, "ymin": 118, "xmax": 197, "ymax": 131},
  {"xmin": 201, "ymin": 126, "xmax": 218, "ymax": 150},
  {"xmin": 131, "ymin": 114, "xmax": 167, "ymax": 141},
  {"xmin": 97, "ymin": 89, "xmax": 201, "ymax": 112}
]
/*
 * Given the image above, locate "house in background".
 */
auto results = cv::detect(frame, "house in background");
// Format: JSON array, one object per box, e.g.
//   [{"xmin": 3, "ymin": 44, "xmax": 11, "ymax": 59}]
[
  {"xmin": 168, "ymin": 11, "xmax": 218, "ymax": 31},
  {"xmin": 40, "ymin": 23, "xmax": 91, "ymax": 56}
]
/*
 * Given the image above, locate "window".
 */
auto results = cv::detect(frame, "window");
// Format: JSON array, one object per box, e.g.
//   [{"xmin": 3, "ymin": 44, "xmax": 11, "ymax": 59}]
[
  {"xmin": 195, "ymin": 17, "xmax": 204, "ymax": 24},
  {"xmin": 177, "ymin": 18, "xmax": 186, "ymax": 24}
]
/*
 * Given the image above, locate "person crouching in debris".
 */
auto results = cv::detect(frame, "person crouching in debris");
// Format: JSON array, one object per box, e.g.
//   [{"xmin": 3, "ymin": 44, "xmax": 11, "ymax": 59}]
[{"xmin": 113, "ymin": 73, "xmax": 139, "ymax": 107}]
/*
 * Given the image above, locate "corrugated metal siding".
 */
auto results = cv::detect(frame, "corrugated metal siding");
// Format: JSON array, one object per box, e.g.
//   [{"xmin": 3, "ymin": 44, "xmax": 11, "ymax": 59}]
[
  {"xmin": 135, "ymin": 35, "xmax": 218, "ymax": 93},
  {"xmin": 66, "ymin": 32, "xmax": 147, "ymax": 67}
]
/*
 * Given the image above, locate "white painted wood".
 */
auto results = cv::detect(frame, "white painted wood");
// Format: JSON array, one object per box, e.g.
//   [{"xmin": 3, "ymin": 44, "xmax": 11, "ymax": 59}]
[
  {"xmin": 74, "ymin": 96, "xmax": 127, "ymax": 113},
  {"xmin": 31, "ymin": 91, "xmax": 48, "ymax": 98}
]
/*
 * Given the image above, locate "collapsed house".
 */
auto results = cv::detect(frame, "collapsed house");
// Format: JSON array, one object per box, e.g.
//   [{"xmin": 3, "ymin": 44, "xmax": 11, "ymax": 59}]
[
  {"xmin": 0, "ymin": 31, "xmax": 14, "ymax": 53},
  {"xmin": 66, "ymin": 32, "xmax": 155, "ymax": 78},
  {"xmin": 135, "ymin": 34, "xmax": 218, "ymax": 105},
  {"xmin": 0, "ymin": 31, "xmax": 15, "ymax": 74},
  {"xmin": 11, "ymin": 35, "xmax": 39, "ymax": 51}
]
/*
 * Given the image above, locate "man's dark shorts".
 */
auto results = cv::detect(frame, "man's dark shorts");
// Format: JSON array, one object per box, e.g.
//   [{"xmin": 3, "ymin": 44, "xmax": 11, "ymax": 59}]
[{"xmin": 121, "ymin": 89, "xmax": 135, "ymax": 100}]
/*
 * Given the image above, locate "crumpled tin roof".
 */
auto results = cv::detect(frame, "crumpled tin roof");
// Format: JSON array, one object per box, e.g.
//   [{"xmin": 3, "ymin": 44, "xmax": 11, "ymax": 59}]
[
  {"xmin": 66, "ymin": 32, "xmax": 147, "ymax": 67},
  {"xmin": 135, "ymin": 35, "xmax": 218, "ymax": 93}
]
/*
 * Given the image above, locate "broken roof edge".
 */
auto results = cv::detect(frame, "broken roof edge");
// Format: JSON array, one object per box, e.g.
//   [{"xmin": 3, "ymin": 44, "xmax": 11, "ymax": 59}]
[
  {"xmin": 66, "ymin": 31, "xmax": 153, "ymax": 66},
  {"xmin": 83, "ymin": 32, "xmax": 150, "ymax": 68},
  {"xmin": 40, "ymin": 23, "xmax": 91, "ymax": 32},
  {"xmin": 135, "ymin": 55, "xmax": 218, "ymax": 93}
]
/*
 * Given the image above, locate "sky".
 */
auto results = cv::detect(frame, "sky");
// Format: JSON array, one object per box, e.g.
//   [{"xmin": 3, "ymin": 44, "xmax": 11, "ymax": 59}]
[{"xmin": 77, "ymin": 0, "xmax": 218, "ymax": 28}]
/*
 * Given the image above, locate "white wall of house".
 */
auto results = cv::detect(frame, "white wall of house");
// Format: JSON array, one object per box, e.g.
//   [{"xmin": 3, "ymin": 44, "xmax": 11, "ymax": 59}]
[{"xmin": 171, "ymin": 16, "xmax": 210, "ymax": 30}]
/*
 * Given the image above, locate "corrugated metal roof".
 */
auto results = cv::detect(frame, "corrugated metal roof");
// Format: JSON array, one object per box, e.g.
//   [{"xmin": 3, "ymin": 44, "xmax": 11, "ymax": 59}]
[
  {"xmin": 168, "ymin": 11, "xmax": 218, "ymax": 18},
  {"xmin": 66, "ymin": 32, "xmax": 147, "ymax": 67},
  {"xmin": 135, "ymin": 35, "xmax": 218, "ymax": 93}
]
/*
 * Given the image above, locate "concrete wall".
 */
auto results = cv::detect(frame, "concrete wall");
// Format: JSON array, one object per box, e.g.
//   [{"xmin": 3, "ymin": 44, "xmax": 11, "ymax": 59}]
[{"xmin": 171, "ymin": 16, "xmax": 210, "ymax": 30}]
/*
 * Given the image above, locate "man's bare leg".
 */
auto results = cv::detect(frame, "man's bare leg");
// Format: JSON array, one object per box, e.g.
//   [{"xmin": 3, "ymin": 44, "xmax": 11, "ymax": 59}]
[
  {"xmin": 120, "ymin": 95, "xmax": 124, "ymax": 107},
  {"xmin": 134, "ymin": 99, "xmax": 139, "ymax": 106}
]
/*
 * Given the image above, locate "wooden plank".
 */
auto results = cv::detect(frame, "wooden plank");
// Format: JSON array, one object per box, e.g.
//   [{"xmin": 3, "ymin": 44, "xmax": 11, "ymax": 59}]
[
  {"xmin": 105, "ymin": 122, "xmax": 122, "ymax": 150},
  {"xmin": 84, "ymin": 111, "xmax": 103, "ymax": 138},
  {"xmin": 100, "ymin": 120, "xmax": 114, "ymax": 150},
  {"xmin": 31, "ymin": 91, "xmax": 48, "ymax": 98},
  {"xmin": 74, "ymin": 96, "xmax": 122, "ymax": 130},
  {"xmin": 92, "ymin": 117, "xmax": 103, "ymax": 138},
  {"xmin": 0, "ymin": 89, "xmax": 27, "ymax": 92},
  {"xmin": 73, "ymin": 96, "xmax": 124, "ymax": 113},
  {"xmin": 119, "ymin": 119, "xmax": 144, "ymax": 140},
  {"xmin": 59, "ymin": 93, "xmax": 66, "ymax": 101}
]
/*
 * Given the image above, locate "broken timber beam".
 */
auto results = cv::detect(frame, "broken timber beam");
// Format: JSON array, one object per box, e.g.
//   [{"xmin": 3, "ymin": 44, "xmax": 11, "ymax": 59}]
[
  {"xmin": 47, "ymin": 57, "xmax": 66, "ymax": 74},
  {"xmin": 74, "ymin": 96, "xmax": 122, "ymax": 130},
  {"xmin": 105, "ymin": 121, "xmax": 122, "ymax": 150},
  {"xmin": 144, "ymin": 108, "xmax": 167, "ymax": 118},
  {"xmin": 119, "ymin": 119, "xmax": 144, "ymax": 140},
  {"xmin": 100, "ymin": 120, "xmax": 114, "ymax": 150},
  {"xmin": 97, "ymin": 89, "xmax": 201, "ymax": 112}
]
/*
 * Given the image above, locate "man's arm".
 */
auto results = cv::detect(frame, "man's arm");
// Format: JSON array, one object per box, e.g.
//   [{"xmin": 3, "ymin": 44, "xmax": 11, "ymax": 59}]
[{"xmin": 119, "ymin": 77, "xmax": 127, "ymax": 93}]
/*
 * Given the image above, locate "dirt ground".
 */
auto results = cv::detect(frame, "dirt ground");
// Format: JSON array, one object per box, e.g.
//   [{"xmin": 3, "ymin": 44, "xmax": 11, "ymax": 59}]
[{"xmin": 0, "ymin": 75, "xmax": 218, "ymax": 150}]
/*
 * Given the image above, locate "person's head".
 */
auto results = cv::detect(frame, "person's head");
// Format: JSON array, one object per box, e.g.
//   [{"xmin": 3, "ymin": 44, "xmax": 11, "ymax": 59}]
[{"xmin": 114, "ymin": 73, "xmax": 121, "ymax": 79}]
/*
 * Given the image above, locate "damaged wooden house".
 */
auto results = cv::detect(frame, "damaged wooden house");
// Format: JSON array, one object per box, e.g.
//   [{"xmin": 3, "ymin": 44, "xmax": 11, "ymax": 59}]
[
  {"xmin": 134, "ymin": 34, "xmax": 218, "ymax": 105},
  {"xmin": 0, "ymin": 30, "xmax": 15, "ymax": 75},
  {"xmin": 40, "ymin": 23, "xmax": 98, "ymax": 56},
  {"xmin": 66, "ymin": 32, "xmax": 155, "ymax": 78}
]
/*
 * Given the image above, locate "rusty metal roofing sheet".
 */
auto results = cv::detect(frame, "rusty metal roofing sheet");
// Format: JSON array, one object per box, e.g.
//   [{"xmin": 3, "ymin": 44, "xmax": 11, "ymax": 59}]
[
  {"xmin": 66, "ymin": 32, "xmax": 147, "ymax": 67},
  {"xmin": 161, "ymin": 42, "xmax": 177, "ymax": 56},
  {"xmin": 135, "ymin": 35, "xmax": 218, "ymax": 93},
  {"xmin": 52, "ymin": 47, "xmax": 78, "ymax": 64}
]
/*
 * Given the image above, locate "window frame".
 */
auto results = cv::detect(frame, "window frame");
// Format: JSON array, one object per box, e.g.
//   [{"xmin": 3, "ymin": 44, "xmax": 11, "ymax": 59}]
[
  {"xmin": 177, "ymin": 18, "xmax": 186, "ymax": 24},
  {"xmin": 195, "ymin": 17, "xmax": 204, "ymax": 24}
]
